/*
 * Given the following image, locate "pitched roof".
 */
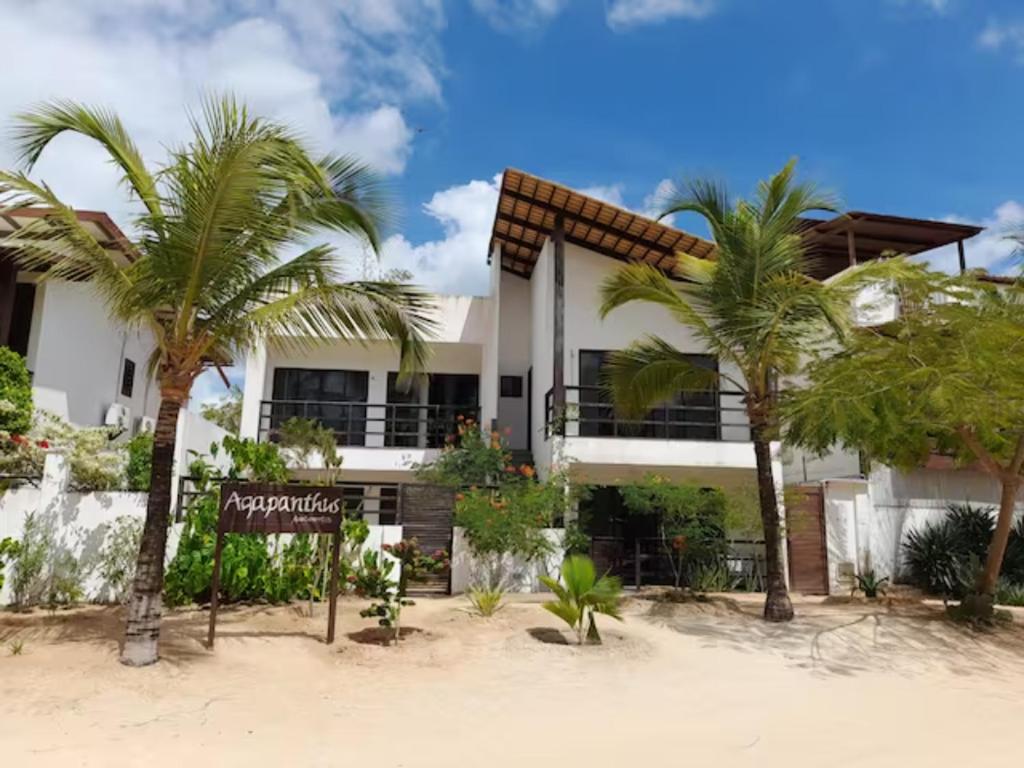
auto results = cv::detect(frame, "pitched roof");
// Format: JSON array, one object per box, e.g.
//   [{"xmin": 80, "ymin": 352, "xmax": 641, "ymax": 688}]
[
  {"xmin": 488, "ymin": 168, "xmax": 715, "ymax": 278},
  {"xmin": 487, "ymin": 168, "xmax": 985, "ymax": 280}
]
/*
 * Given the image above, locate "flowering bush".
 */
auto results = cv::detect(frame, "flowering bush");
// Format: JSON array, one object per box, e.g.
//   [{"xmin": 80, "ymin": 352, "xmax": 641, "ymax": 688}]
[{"xmin": 0, "ymin": 348, "xmax": 32, "ymax": 435}]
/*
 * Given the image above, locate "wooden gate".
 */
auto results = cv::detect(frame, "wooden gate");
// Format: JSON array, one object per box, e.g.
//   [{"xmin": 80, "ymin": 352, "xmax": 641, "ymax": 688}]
[
  {"xmin": 398, "ymin": 484, "xmax": 455, "ymax": 595},
  {"xmin": 786, "ymin": 484, "xmax": 829, "ymax": 595}
]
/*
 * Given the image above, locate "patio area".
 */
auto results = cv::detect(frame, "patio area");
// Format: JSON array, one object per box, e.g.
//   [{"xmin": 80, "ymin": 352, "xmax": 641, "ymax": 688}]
[{"xmin": 1, "ymin": 594, "xmax": 1022, "ymax": 767}]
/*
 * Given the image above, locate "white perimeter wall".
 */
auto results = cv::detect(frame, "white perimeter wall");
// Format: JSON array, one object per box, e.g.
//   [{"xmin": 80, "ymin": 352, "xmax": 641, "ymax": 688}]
[
  {"xmin": 26, "ymin": 279, "xmax": 159, "ymax": 427},
  {"xmin": 449, "ymin": 526, "xmax": 563, "ymax": 594},
  {"xmin": 822, "ymin": 466, "xmax": 1024, "ymax": 593}
]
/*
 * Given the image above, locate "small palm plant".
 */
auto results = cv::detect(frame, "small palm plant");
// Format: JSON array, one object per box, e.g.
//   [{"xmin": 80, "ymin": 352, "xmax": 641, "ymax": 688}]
[
  {"xmin": 540, "ymin": 555, "xmax": 623, "ymax": 645},
  {"xmin": 853, "ymin": 570, "xmax": 889, "ymax": 599}
]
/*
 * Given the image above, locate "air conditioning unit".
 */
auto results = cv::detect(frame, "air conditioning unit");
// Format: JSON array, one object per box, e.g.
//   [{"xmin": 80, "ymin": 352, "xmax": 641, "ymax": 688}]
[
  {"xmin": 104, "ymin": 403, "xmax": 131, "ymax": 432},
  {"xmin": 137, "ymin": 416, "xmax": 157, "ymax": 434}
]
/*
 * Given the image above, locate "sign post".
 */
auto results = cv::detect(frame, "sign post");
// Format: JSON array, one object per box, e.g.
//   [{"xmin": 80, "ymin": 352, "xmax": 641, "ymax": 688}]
[{"xmin": 207, "ymin": 482, "xmax": 345, "ymax": 648}]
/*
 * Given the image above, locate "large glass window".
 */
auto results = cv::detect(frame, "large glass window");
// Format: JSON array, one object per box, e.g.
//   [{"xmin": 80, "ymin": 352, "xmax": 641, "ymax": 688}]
[
  {"xmin": 577, "ymin": 351, "xmax": 719, "ymax": 440},
  {"xmin": 386, "ymin": 372, "xmax": 479, "ymax": 448},
  {"xmin": 271, "ymin": 368, "xmax": 369, "ymax": 446}
]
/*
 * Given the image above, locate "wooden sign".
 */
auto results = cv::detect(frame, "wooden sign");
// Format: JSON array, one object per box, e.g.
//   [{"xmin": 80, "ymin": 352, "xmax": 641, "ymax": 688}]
[{"xmin": 207, "ymin": 482, "xmax": 344, "ymax": 648}]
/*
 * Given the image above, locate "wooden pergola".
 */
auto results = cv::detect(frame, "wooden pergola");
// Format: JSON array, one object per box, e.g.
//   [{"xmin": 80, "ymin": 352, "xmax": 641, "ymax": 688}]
[
  {"xmin": 488, "ymin": 168, "xmax": 984, "ymax": 281},
  {"xmin": 488, "ymin": 168, "xmax": 716, "ymax": 278}
]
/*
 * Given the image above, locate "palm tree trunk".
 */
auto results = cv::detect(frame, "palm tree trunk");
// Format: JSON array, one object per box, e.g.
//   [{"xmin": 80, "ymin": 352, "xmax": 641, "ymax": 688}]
[
  {"xmin": 751, "ymin": 425, "xmax": 794, "ymax": 622},
  {"xmin": 965, "ymin": 476, "xmax": 1020, "ymax": 619},
  {"xmin": 120, "ymin": 395, "xmax": 183, "ymax": 666}
]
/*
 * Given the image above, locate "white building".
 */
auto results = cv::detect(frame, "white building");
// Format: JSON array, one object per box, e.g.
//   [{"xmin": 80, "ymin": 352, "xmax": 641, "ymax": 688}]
[
  {"xmin": 0, "ymin": 209, "xmax": 160, "ymax": 431},
  {"xmin": 237, "ymin": 169, "xmax": 997, "ymax": 591}
]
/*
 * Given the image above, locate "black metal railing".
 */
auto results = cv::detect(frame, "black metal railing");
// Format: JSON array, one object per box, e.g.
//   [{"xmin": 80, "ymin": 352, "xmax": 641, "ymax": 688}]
[
  {"xmin": 257, "ymin": 399, "xmax": 479, "ymax": 449},
  {"xmin": 590, "ymin": 536, "xmax": 766, "ymax": 590},
  {"xmin": 545, "ymin": 385, "xmax": 749, "ymax": 441}
]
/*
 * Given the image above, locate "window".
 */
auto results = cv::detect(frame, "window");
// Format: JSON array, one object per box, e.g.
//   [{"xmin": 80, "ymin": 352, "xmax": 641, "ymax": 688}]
[
  {"xmin": 500, "ymin": 375, "xmax": 523, "ymax": 398},
  {"xmin": 578, "ymin": 350, "xmax": 719, "ymax": 440},
  {"xmin": 270, "ymin": 368, "xmax": 369, "ymax": 445},
  {"xmin": 120, "ymin": 358, "xmax": 136, "ymax": 398}
]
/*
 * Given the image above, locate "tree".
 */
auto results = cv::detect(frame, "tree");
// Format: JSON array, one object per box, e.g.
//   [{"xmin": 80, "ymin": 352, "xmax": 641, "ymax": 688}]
[
  {"xmin": 785, "ymin": 269, "xmax": 1024, "ymax": 618},
  {"xmin": 598, "ymin": 160, "xmax": 898, "ymax": 621},
  {"xmin": 0, "ymin": 97, "xmax": 435, "ymax": 665},
  {"xmin": 0, "ymin": 346, "xmax": 33, "ymax": 435},
  {"xmin": 200, "ymin": 386, "xmax": 242, "ymax": 434}
]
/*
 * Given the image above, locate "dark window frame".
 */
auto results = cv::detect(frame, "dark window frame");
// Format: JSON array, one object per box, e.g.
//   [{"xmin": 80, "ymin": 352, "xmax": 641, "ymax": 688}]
[
  {"xmin": 500, "ymin": 375, "xmax": 523, "ymax": 398},
  {"xmin": 120, "ymin": 358, "xmax": 136, "ymax": 398}
]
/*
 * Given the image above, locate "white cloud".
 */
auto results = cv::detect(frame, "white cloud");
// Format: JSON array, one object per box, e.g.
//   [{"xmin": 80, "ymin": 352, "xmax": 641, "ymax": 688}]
[
  {"xmin": 0, "ymin": 0, "xmax": 446, "ymax": 227},
  {"xmin": 578, "ymin": 184, "xmax": 626, "ymax": 207},
  {"xmin": 915, "ymin": 201, "xmax": 1024, "ymax": 274},
  {"xmin": 380, "ymin": 175, "xmax": 691, "ymax": 296},
  {"xmin": 978, "ymin": 19, "xmax": 1024, "ymax": 62},
  {"xmin": 605, "ymin": 0, "xmax": 719, "ymax": 30},
  {"xmin": 470, "ymin": 0, "xmax": 571, "ymax": 32},
  {"xmin": 379, "ymin": 175, "xmax": 502, "ymax": 296},
  {"xmin": 641, "ymin": 178, "xmax": 677, "ymax": 224}
]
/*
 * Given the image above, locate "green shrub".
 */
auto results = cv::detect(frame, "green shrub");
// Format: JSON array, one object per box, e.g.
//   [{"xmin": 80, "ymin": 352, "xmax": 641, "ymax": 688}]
[
  {"xmin": 540, "ymin": 555, "xmax": 623, "ymax": 645},
  {"xmin": 466, "ymin": 586, "xmax": 505, "ymax": 617},
  {"xmin": 96, "ymin": 516, "xmax": 143, "ymax": 603},
  {"xmin": 0, "ymin": 536, "xmax": 19, "ymax": 592},
  {"xmin": 0, "ymin": 347, "xmax": 32, "ymax": 435},
  {"xmin": 902, "ymin": 504, "xmax": 1002, "ymax": 599},
  {"xmin": 357, "ymin": 539, "xmax": 446, "ymax": 645},
  {"xmin": 995, "ymin": 580, "xmax": 1024, "ymax": 607},
  {"xmin": 688, "ymin": 561, "xmax": 733, "ymax": 593},
  {"xmin": 124, "ymin": 432, "xmax": 153, "ymax": 492},
  {"xmin": 8, "ymin": 512, "xmax": 50, "ymax": 607}
]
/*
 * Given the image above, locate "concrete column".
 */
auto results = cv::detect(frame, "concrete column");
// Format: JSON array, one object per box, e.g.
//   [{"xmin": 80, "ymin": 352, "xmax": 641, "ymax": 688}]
[{"xmin": 239, "ymin": 342, "xmax": 268, "ymax": 440}]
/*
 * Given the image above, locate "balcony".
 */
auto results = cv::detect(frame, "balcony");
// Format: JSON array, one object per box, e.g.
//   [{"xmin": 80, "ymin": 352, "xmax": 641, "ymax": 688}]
[
  {"xmin": 544, "ymin": 386, "xmax": 750, "ymax": 442},
  {"xmin": 258, "ymin": 400, "xmax": 478, "ymax": 449}
]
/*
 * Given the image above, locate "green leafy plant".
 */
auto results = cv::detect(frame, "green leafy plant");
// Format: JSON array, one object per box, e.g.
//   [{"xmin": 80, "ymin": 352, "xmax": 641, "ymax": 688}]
[
  {"xmin": 124, "ymin": 432, "xmax": 154, "ymax": 492},
  {"xmin": 620, "ymin": 474, "xmax": 729, "ymax": 589},
  {"xmin": 540, "ymin": 555, "xmax": 623, "ymax": 645},
  {"xmin": 97, "ymin": 516, "xmax": 144, "ymax": 604},
  {"xmin": 688, "ymin": 561, "xmax": 733, "ymax": 593},
  {"xmin": 8, "ymin": 512, "xmax": 50, "ymax": 608},
  {"xmin": 9, "ymin": 639, "xmax": 24, "ymax": 656},
  {"xmin": 278, "ymin": 416, "xmax": 343, "ymax": 485},
  {"xmin": 357, "ymin": 539, "xmax": 446, "ymax": 644},
  {"xmin": 201, "ymin": 386, "xmax": 242, "ymax": 435},
  {"xmin": 995, "ymin": 579, "xmax": 1024, "ymax": 607},
  {"xmin": 0, "ymin": 536, "xmax": 18, "ymax": 592},
  {"xmin": 853, "ymin": 570, "xmax": 889, "ymax": 599},
  {"xmin": 466, "ymin": 586, "xmax": 505, "ymax": 617},
  {"xmin": 0, "ymin": 347, "xmax": 32, "ymax": 435},
  {"xmin": 562, "ymin": 521, "xmax": 591, "ymax": 556},
  {"xmin": 902, "ymin": 505, "xmax": 1001, "ymax": 601}
]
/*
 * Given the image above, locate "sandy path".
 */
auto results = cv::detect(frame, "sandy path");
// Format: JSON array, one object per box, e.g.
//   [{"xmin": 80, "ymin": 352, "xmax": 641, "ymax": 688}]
[{"xmin": 1, "ymin": 594, "xmax": 1022, "ymax": 767}]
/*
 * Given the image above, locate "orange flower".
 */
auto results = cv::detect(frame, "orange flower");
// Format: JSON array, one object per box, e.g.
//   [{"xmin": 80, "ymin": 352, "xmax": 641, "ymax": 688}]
[
  {"xmin": 455, "ymin": 493, "xmax": 465, "ymax": 502},
  {"xmin": 520, "ymin": 465, "xmax": 535, "ymax": 478}
]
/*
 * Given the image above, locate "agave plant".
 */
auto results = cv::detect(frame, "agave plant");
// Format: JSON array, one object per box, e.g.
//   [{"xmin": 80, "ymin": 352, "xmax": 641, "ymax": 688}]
[
  {"xmin": 540, "ymin": 555, "xmax": 623, "ymax": 645},
  {"xmin": 853, "ymin": 569, "xmax": 889, "ymax": 599}
]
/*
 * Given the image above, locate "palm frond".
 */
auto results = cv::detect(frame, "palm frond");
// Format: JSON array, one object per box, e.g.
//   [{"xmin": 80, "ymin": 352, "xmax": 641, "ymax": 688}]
[
  {"xmin": 604, "ymin": 336, "xmax": 731, "ymax": 419},
  {"xmin": 12, "ymin": 100, "xmax": 163, "ymax": 221}
]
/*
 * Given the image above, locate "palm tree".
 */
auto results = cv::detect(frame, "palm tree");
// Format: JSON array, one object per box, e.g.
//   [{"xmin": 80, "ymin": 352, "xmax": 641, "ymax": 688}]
[
  {"xmin": 599, "ymin": 160, "xmax": 891, "ymax": 621},
  {"xmin": 0, "ymin": 97, "xmax": 435, "ymax": 664}
]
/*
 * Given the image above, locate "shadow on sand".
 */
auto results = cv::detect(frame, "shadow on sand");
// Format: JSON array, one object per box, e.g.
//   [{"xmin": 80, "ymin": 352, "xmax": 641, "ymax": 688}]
[{"xmin": 640, "ymin": 597, "xmax": 1024, "ymax": 679}]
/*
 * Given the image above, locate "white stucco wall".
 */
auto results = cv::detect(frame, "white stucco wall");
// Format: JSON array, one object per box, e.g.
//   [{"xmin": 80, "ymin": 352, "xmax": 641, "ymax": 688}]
[
  {"xmin": 496, "ymin": 269, "xmax": 533, "ymax": 450},
  {"xmin": 25, "ymin": 279, "xmax": 159, "ymax": 427},
  {"xmin": 449, "ymin": 526, "xmax": 563, "ymax": 594},
  {"xmin": 821, "ymin": 466, "xmax": 1024, "ymax": 593}
]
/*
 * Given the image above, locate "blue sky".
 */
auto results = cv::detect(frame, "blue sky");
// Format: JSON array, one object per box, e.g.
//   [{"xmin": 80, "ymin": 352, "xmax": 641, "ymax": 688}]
[{"xmin": 4, "ymin": 0, "xmax": 1024, "ymax": 405}]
